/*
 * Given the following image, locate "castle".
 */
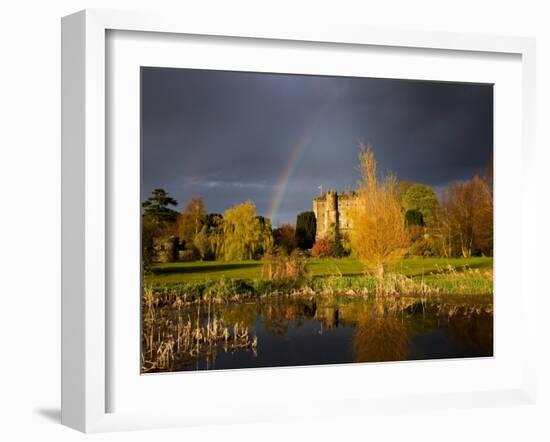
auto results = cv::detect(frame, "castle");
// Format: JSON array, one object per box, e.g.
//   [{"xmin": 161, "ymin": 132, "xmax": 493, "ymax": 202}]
[{"xmin": 312, "ymin": 191, "xmax": 359, "ymax": 241}]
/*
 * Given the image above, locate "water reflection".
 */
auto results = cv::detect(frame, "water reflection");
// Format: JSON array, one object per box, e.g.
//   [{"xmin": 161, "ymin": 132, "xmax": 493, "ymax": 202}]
[
  {"xmin": 353, "ymin": 313, "xmax": 410, "ymax": 362},
  {"xmin": 447, "ymin": 306, "xmax": 493, "ymax": 355},
  {"xmin": 141, "ymin": 295, "xmax": 493, "ymax": 373}
]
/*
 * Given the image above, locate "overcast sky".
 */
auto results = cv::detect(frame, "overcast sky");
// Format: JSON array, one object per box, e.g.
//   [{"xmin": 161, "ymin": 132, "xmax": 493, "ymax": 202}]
[{"xmin": 141, "ymin": 67, "xmax": 493, "ymax": 226}]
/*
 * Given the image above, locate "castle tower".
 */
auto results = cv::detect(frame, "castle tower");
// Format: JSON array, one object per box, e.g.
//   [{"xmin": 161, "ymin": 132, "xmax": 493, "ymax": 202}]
[
  {"xmin": 312, "ymin": 194, "xmax": 324, "ymax": 238},
  {"xmin": 325, "ymin": 191, "xmax": 338, "ymax": 238},
  {"xmin": 313, "ymin": 190, "xmax": 359, "ymax": 242}
]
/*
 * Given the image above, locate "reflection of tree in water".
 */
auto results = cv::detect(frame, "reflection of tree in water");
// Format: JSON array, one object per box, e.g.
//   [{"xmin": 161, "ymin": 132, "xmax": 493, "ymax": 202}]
[
  {"xmin": 259, "ymin": 299, "xmax": 318, "ymax": 336},
  {"xmin": 219, "ymin": 302, "xmax": 258, "ymax": 328},
  {"xmin": 446, "ymin": 306, "xmax": 493, "ymax": 355},
  {"xmin": 352, "ymin": 305, "xmax": 410, "ymax": 362}
]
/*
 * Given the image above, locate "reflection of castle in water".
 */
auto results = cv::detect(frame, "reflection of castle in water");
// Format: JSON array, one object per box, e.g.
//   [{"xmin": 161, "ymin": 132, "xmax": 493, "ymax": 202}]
[
  {"xmin": 314, "ymin": 306, "xmax": 339, "ymax": 329},
  {"xmin": 312, "ymin": 191, "xmax": 359, "ymax": 241}
]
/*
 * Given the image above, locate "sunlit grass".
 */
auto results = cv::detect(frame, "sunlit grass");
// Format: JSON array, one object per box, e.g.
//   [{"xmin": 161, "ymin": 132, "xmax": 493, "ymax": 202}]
[
  {"xmin": 146, "ymin": 256, "xmax": 493, "ymax": 284},
  {"xmin": 143, "ymin": 257, "xmax": 493, "ymax": 301}
]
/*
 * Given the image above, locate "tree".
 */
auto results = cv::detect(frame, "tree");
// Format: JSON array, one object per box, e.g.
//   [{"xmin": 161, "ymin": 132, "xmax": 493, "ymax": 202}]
[
  {"xmin": 397, "ymin": 180, "xmax": 415, "ymax": 202},
  {"xmin": 141, "ymin": 189, "xmax": 178, "ymax": 270},
  {"xmin": 188, "ymin": 213, "xmax": 226, "ymax": 261},
  {"xmin": 295, "ymin": 211, "xmax": 317, "ymax": 249},
  {"xmin": 141, "ymin": 214, "xmax": 179, "ymax": 269},
  {"xmin": 402, "ymin": 184, "xmax": 439, "ymax": 227},
  {"xmin": 273, "ymin": 224, "xmax": 298, "ymax": 254},
  {"xmin": 255, "ymin": 216, "xmax": 273, "ymax": 258},
  {"xmin": 178, "ymin": 197, "xmax": 207, "ymax": 245},
  {"xmin": 205, "ymin": 213, "xmax": 223, "ymax": 228},
  {"xmin": 220, "ymin": 201, "xmax": 273, "ymax": 261},
  {"xmin": 348, "ymin": 143, "xmax": 409, "ymax": 279},
  {"xmin": 405, "ymin": 209, "xmax": 425, "ymax": 227},
  {"xmin": 442, "ymin": 175, "xmax": 493, "ymax": 257},
  {"xmin": 205, "ymin": 214, "xmax": 224, "ymax": 260},
  {"xmin": 404, "ymin": 209, "xmax": 425, "ymax": 251},
  {"xmin": 141, "ymin": 188, "xmax": 178, "ymax": 223},
  {"xmin": 193, "ymin": 225, "xmax": 212, "ymax": 260},
  {"xmin": 141, "ymin": 215, "xmax": 158, "ymax": 270}
]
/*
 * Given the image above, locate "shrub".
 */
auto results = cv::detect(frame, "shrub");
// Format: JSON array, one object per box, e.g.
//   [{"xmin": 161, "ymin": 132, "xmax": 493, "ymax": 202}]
[
  {"xmin": 262, "ymin": 249, "xmax": 308, "ymax": 282},
  {"xmin": 272, "ymin": 224, "xmax": 298, "ymax": 254},
  {"xmin": 407, "ymin": 233, "xmax": 441, "ymax": 257},
  {"xmin": 179, "ymin": 249, "xmax": 198, "ymax": 262},
  {"xmin": 407, "ymin": 224, "xmax": 424, "ymax": 242},
  {"xmin": 311, "ymin": 238, "xmax": 334, "ymax": 257},
  {"xmin": 408, "ymin": 238, "xmax": 432, "ymax": 257}
]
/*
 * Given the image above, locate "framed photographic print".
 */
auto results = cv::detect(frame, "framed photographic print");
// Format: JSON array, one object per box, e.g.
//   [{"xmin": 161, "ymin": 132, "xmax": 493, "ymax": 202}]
[
  {"xmin": 61, "ymin": 9, "xmax": 537, "ymax": 432},
  {"xmin": 139, "ymin": 68, "xmax": 495, "ymax": 373}
]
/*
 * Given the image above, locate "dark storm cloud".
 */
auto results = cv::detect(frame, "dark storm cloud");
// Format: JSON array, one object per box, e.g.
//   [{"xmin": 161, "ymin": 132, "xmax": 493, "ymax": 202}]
[{"xmin": 141, "ymin": 68, "xmax": 493, "ymax": 225}]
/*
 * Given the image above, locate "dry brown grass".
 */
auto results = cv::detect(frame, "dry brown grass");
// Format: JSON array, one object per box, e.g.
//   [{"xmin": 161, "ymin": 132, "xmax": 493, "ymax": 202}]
[
  {"xmin": 262, "ymin": 250, "xmax": 308, "ymax": 282},
  {"xmin": 432, "ymin": 264, "xmax": 493, "ymax": 281},
  {"xmin": 141, "ymin": 300, "xmax": 256, "ymax": 372}
]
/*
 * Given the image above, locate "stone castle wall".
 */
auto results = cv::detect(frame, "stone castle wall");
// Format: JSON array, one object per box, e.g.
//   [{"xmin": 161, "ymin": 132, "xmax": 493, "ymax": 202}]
[{"xmin": 312, "ymin": 191, "xmax": 359, "ymax": 241}]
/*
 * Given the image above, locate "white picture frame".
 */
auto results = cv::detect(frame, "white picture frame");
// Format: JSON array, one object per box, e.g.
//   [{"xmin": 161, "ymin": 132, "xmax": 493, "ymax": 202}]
[{"xmin": 61, "ymin": 9, "xmax": 537, "ymax": 433}]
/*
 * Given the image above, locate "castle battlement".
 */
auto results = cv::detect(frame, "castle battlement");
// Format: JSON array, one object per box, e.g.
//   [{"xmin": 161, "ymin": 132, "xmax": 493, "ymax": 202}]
[
  {"xmin": 312, "ymin": 190, "xmax": 359, "ymax": 241},
  {"xmin": 313, "ymin": 191, "xmax": 357, "ymax": 203}
]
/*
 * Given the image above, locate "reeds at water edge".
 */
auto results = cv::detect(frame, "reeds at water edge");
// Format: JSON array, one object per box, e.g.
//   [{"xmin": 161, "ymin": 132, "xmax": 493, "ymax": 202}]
[{"xmin": 141, "ymin": 296, "xmax": 257, "ymax": 373}]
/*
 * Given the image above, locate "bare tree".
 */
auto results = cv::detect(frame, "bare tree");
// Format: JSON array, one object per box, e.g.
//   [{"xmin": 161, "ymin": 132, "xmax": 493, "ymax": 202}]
[
  {"xmin": 178, "ymin": 197, "xmax": 207, "ymax": 245},
  {"xmin": 442, "ymin": 175, "xmax": 493, "ymax": 257}
]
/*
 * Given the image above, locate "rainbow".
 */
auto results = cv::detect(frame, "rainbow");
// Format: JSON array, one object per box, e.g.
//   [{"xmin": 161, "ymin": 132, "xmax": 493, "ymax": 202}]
[
  {"xmin": 266, "ymin": 89, "xmax": 341, "ymax": 226},
  {"xmin": 266, "ymin": 131, "xmax": 311, "ymax": 227}
]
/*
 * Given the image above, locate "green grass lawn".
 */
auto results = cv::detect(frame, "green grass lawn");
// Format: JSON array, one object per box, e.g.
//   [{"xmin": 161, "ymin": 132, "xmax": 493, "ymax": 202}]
[{"xmin": 146, "ymin": 256, "xmax": 493, "ymax": 285}]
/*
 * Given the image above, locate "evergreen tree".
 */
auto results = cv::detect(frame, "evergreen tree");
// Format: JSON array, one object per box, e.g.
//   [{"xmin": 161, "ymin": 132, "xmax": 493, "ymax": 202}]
[
  {"xmin": 141, "ymin": 188, "xmax": 178, "ymax": 223},
  {"xmin": 295, "ymin": 211, "xmax": 317, "ymax": 249}
]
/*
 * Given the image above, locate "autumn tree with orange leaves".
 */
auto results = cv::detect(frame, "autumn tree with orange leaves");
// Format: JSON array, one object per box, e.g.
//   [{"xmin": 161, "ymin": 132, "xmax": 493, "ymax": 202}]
[{"xmin": 442, "ymin": 175, "xmax": 493, "ymax": 257}]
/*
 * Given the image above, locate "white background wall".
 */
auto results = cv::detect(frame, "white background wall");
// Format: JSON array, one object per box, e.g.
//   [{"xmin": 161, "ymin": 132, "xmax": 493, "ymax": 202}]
[{"xmin": 0, "ymin": 1, "xmax": 548, "ymax": 441}]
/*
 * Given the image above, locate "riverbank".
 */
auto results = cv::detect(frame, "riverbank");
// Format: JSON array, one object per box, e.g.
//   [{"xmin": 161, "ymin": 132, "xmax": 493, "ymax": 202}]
[{"xmin": 144, "ymin": 257, "xmax": 493, "ymax": 306}]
